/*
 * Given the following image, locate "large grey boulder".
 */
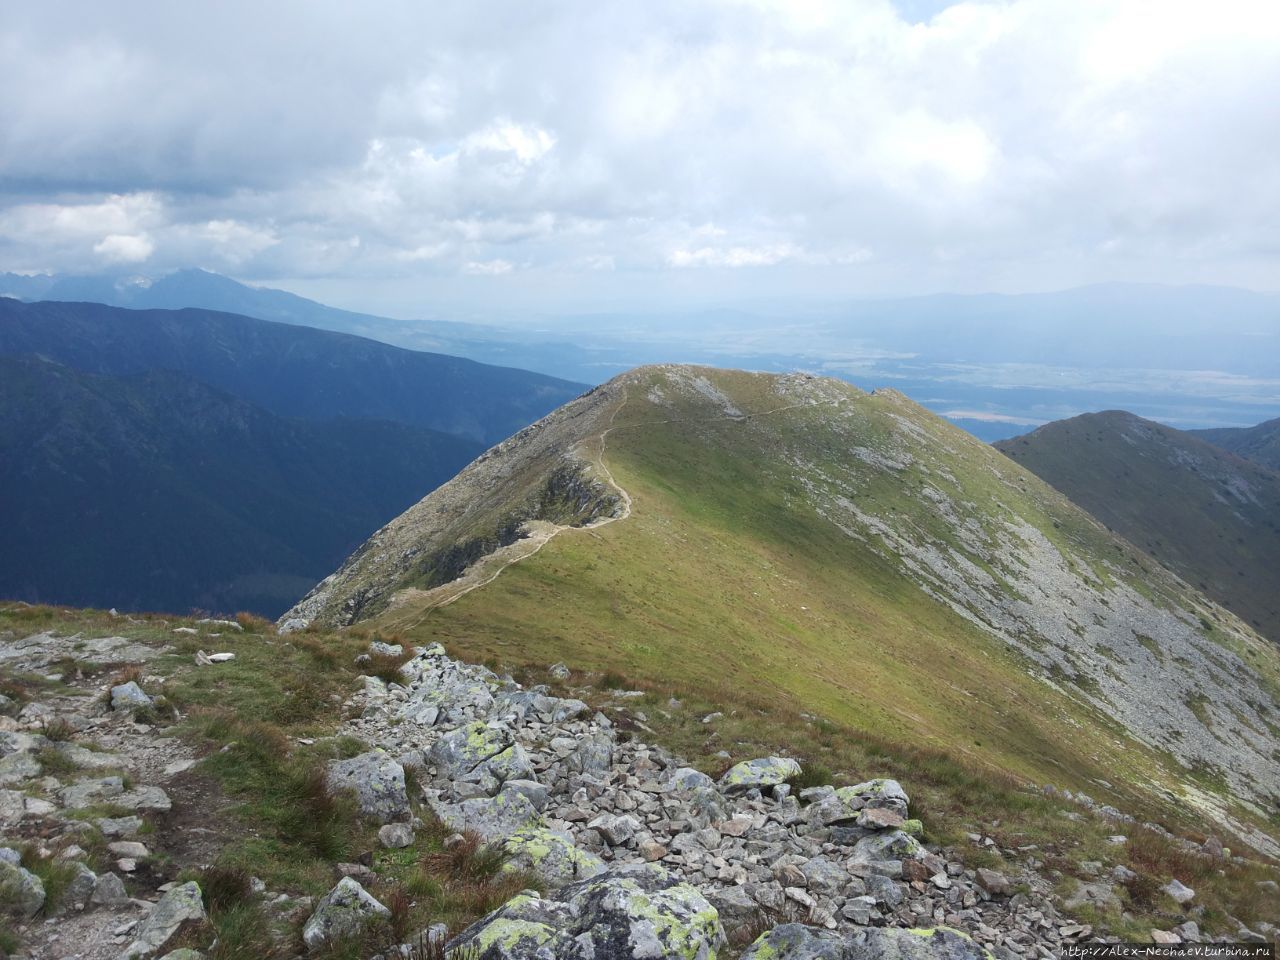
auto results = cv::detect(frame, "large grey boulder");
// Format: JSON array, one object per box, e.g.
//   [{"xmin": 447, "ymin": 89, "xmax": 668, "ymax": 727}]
[
  {"xmin": 119, "ymin": 881, "xmax": 207, "ymax": 959},
  {"xmin": 499, "ymin": 826, "xmax": 607, "ymax": 887},
  {"xmin": 846, "ymin": 927, "xmax": 993, "ymax": 960},
  {"xmin": 810, "ymin": 779, "xmax": 909, "ymax": 826},
  {"xmin": 566, "ymin": 733, "xmax": 614, "ymax": 775},
  {"xmin": 0, "ymin": 751, "xmax": 41, "ymax": 785},
  {"xmin": 402, "ymin": 674, "xmax": 495, "ymax": 727},
  {"xmin": 447, "ymin": 863, "xmax": 724, "ymax": 959},
  {"xmin": 62, "ymin": 862, "xmax": 98, "ymax": 911},
  {"xmin": 302, "ymin": 877, "xmax": 391, "ymax": 951},
  {"xmin": 850, "ymin": 829, "xmax": 923, "ymax": 863},
  {"xmin": 326, "ymin": 751, "xmax": 409, "ymax": 823},
  {"xmin": 60, "ymin": 775, "xmax": 126, "ymax": 808},
  {"xmin": 428, "ymin": 721, "xmax": 512, "ymax": 782},
  {"xmin": 741, "ymin": 924, "xmax": 847, "ymax": 960},
  {"xmin": 720, "ymin": 756, "xmax": 801, "ymax": 794},
  {"xmin": 111, "ymin": 681, "xmax": 154, "ymax": 712},
  {"xmin": 0, "ymin": 859, "xmax": 46, "ymax": 918},
  {"xmin": 92, "ymin": 872, "xmax": 131, "ymax": 908},
  {"xmin": 432, "ymin": 788, "xmax": 541, "ymax": 841}
]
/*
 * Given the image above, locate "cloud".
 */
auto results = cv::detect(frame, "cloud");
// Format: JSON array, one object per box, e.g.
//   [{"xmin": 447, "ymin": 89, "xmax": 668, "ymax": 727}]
[
  {"xmin": 463, "ymin": 259, "xmax": 514, "ymax": 275},
  {"xmin": 0, "ymin": 0, "xmax": 1277, "ymax": 311},
  {"xmin": 93, "ymin": 233, "xmax": 154, "ymax": 263}
]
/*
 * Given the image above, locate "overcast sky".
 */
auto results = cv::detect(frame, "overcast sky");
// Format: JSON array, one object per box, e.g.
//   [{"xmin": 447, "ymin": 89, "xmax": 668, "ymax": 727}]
[{"xmin": 2, "ymin": 0, "xmax": 1278, "ymax": 319}]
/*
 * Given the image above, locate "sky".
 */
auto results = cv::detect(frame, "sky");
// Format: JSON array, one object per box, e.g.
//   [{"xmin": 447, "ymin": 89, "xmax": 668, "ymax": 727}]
[{"xmin": 2, "ymin": 0, "xmax": 1279, "ymax": 319}]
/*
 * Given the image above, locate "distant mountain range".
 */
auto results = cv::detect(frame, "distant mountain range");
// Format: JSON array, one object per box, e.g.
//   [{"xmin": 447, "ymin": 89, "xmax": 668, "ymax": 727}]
[
  {"xmin": 1192, "ymin": 417, "xmax": 1280, "ymax": 472},
  {"xmin": 997, "ymin": 411, "xmax": 1280, "ymax": 642},
  {"xmin": 5, "ymin": 269, "xmax": 1278, "ymax": 435},
  {"xmin": 0, "ymin": 299, "xmax": 587, "ymax": 615}
]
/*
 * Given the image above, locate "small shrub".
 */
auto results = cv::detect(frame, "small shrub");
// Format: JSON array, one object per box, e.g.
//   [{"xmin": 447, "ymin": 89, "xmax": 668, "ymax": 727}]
[
  {"xmin": 599, "ymin": 670, "xmax": 629, "ymax": 690},
  {"xmin": 200, "ymin": 864, "xmax": 254, "ymax": 913},
  {"xmin": 40, "ymin": 717, "xmax": 75, "ymax": 742},
  {"xmin": 367, "ymin": 649, "xmax": 413, "ymax": 685},
  {"xmin": 235, "ymin": 611, "xmax": 273, "ymax": 633},
  {"xmin": 787, "ymin": 760, "xmax": 835, "ymax": 794}
]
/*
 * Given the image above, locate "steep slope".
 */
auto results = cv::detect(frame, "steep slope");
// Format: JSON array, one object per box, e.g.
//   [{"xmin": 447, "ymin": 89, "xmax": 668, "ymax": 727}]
[
  {"xmin": 286, "ymin": 365, "xmax": 1280, "ymax": 857},
  {"xmin": 0, "ymin": 298, "xmax": 585, "ymax": 445},
  {"xmin": 1193, "ymin": 416, "xmax": 1280, "ymax": 472},
  {"xmin": 0, "ymin": 356, "xmax": 482, "ymax": 616},
  {"xmin": 997, "ymin": 412, "xmax": 1280, "ymax": 642}
]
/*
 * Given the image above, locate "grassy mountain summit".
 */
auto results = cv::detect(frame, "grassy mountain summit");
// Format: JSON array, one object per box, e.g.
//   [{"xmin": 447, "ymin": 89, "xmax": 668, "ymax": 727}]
[
  {"xmin": 287, "ymin": 365, "xmax": 1280, "ymax": 857},
  {"xmin": 1192, "ymin": 416, "xmax": 1280, "ymax": 472},
  {"xmin": 996, "ymin": 411, "xmax": 1280, "ymax": 643}
]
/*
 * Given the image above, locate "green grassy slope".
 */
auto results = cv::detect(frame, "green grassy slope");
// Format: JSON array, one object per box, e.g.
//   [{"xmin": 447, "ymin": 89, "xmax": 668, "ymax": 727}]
[
  {"xmin": 997, "ymin": 411, "xmax": 1280, "ymax": 642},
  {"xmin": 299, "ymin": 366, "xmax": 1280, "ymax": 856}
]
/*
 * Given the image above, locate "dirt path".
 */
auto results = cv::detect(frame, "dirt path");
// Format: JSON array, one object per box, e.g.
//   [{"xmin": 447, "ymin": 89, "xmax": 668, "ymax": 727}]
[{"xmin": 382, "ymin": 388, "xmax": 851, "ymax": 630}]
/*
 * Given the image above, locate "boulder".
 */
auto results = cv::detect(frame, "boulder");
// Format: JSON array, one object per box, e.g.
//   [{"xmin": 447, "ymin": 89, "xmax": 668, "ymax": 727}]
[
  {"xmin": 0, "ymin": 751, "xmax": 41, "ymax": 785},
  {"xmin": 741, "ymin": 923, "xmax": 848, "ymax": 960},
  {"xmin": 92, "ymin": 872, "xmax": 131, "ymax": 908},
  {"xmin": 850, "ymin": 829, "xmax": 923, "ymax": 863},
  {"xmin": 566, "ymin": 733, "xmax": 614, "ymax": 775},
  {"xmin": 302, "ymin": 877, "xmax": 391, "ymax": 950},
  {"xmin": 58, "ymin": 862, "xmax": 96, "ymax": 909},
  {"xmin": 845, "ymin": 927, "xmax": 992, "ymax": 960},
  {"xmin": 428, "ymin": 721, "xmax": 512, "ymax": 783},
  {"xmin": 0, "ymin": 860, "xmax": 45, "ymax": 918},
  {"xmin": 111, "ymin": 681, "xmax": 154, "ymax": 712},
  {"xmin": 671, "ymin": 767, "xmax": 715, "ymax": 791},
  {"xmin": 587, "ymin": 812, "xmax": 641, "ymax": 847},
  {"xmin": 720, "ymin": 756, "xmax": 801, "ymax": 794},
  {"xmin": 811, "ymin": 779, "xmax": 909, "ymax": 826},
  {"xmin": 975, "ymin": 868, "xmax": 1011, "ymax": 896},
  {"xmin": 120, "ymin": 881, "xmax": 207, "ymax": 959},
  {"xmin": 1163, "ymin": 879, "xmax": 1195, "ymax": 905},
  {"xmin": 378, "ymin": 823, "xmax": 415, "ymax": 849},
  {"xmin": 499, "ymin": 827, "xmax": 607, "ymax": 887},
  {"xmin": 326, "ymin": 751, "xmax": 409, "ymax": 823},
  {"xmin": 708, "ymin": 884, "xmax": 761, "ymax": 927},
  {"xmin": 448, "ymin": 863, "xmax": 724, "ymax": 960},
  {"xmin": 60, "ymin": 775, "xmax": 125, "ymax": 809},
  {"xmin": 433, "ymin": 789, "xmax": 541, "ymax": 841}
]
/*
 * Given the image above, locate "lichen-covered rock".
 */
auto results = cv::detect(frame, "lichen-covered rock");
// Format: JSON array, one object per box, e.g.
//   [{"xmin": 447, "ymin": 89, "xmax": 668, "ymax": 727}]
[
  {"xmin": 326, "ymin": 751, "xmax": 409, "ymax": 823},
  {"xmin": 851, "ymin": 829, "xmax": 923, "ymax": 863},
  {"xmin": 0, "ymin": 859, "xmax": 46, "ymax": 918},
  {"xmin": 0, "ymin": 750, "xmax": 41, "ymax": 785},
  {"xmin": 742, "ymin": 923, "xmax": 848, "ymax": 960},
  {"xmin": 670, "ymin": 767, "xmax": 715, "ymax": 791},
  {"xmin": 720, "ymin": 756, "xmax": 801, "ymax": 794},
  {"xmin": 433, "ymin": 788, "xmax": 541, "ymax": 841},
  {"xmin": 378, "ymin": 822, "xmax": 415, "ymax": 849},
  {"xmin": 403, "ymin": 675, "xmax": 495, "ymax": 727},
  {"xmin": 120, "ymin": 881, "xmax": 207, "ymax": 959},
  {"xmin": 445, "ymin": 893, "xmax": 567, "ymax": 958},
  {"xmin": 428, "ymin": 721, "xmax": 512, "ymax": 782},
  {"xmin": 111, "ymin": 681, "xmax": 154, "ymax": 712},
  {"xmin": 449, "ymin": 864, "xmax": 724, "ymax": 960},
  {"xmin": 499, "ymin": 826, "xmax": 606, "ymax": 887},
  {"xmin": 846, "ymin": 927, "xmax": 993, "ymax": 960},
  {"xmin": 301, "ymin": 877, "xmax": 391, "ymax": 951},
  {"xmin": 811, "ymin": 779, "xmax": 909, "ymax": 826}
]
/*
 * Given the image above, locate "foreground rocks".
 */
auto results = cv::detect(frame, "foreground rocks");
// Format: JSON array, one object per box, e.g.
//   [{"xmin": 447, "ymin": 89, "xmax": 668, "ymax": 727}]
[
  {"xmin": 446, "ymin": 863, "xmax": 724, "ymax": 959},
  {"xmin": 341, "ymin": 642, "xmax": 1126, "ymax": 958}
]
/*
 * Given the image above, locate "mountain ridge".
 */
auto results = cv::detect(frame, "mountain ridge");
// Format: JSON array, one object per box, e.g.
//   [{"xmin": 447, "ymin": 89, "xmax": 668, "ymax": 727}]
[
  {"xmin": 1192, "ymin": 416, "xmax": 1280, "ymax": 471},
  {"xmin": 996, "ymin": 410, "xmax": 1280, "ymax": 643},
  {"xmin": 284, "ymin": 364, "xmax": 1280, "ymax": 857},
  {"xmin": 0, "ymin": 298, "xmax": 586, "ymax": 445}
]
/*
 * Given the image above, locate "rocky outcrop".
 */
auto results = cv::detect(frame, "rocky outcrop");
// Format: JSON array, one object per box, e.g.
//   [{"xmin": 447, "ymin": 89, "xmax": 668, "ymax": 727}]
[
  {"xmin": 446, "ymin": 864, "xmax": 724, "ymax": 959},
  {"xmin": 301, "ymin": 877, "xmax": 391, "ymax": 951},
  {"xmin": 340, "ymin": 642, "xmax": 1122, "ymax": 956},
  {"xmin": 119, "ymin": 881, "xmax": 207, "ymax": 960}
]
